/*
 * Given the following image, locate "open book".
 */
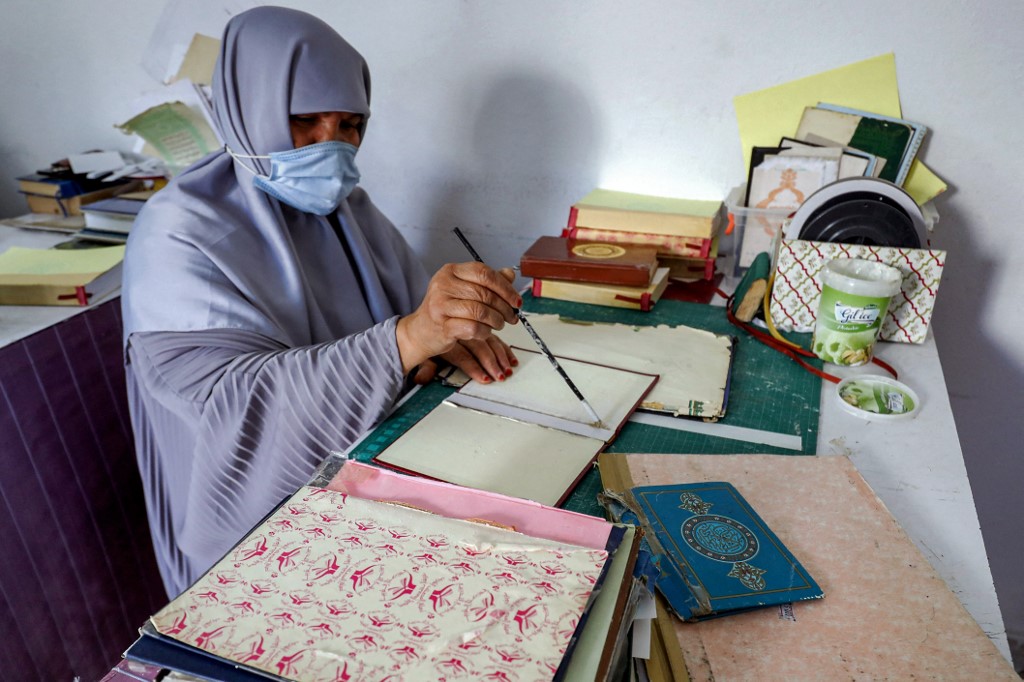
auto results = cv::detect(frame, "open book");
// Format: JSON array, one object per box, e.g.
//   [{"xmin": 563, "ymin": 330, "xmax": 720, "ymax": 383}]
[{"xmin": 373, "ymin": 348, "xmax": 657, "ymax": 506}]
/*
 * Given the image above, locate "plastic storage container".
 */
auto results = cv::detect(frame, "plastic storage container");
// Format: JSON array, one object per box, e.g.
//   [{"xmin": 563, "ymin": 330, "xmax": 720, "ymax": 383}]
[
  {"xmin": 723, "ymin": 184, "xmax": 794, "ymax": 277},
  {"xmin": 723, "ymin": 184, "xmax": 941, "ymax": 278}
]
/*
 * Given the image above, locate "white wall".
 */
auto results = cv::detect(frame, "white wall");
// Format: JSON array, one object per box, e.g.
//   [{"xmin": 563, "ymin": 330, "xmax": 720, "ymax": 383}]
[{"xmin": 1, "ymin": 0, "xmax": 1022, "ymax": 670}]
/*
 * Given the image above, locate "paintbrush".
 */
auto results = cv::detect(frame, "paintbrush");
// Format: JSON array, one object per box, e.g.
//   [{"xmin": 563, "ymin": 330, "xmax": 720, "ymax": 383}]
[{"xmin": 452, "ymin": 227, "xmax": 603, "ymax": 427}]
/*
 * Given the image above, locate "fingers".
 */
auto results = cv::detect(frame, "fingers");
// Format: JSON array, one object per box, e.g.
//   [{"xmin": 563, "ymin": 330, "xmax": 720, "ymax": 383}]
[
  {"xmin": 412, "ymin": 358, "xmax": 438, "ymax": 385},
  {"xmin": 447, "ymin": 262, "xmax": 522, "ymax": 323},
  {"xmin": 497, "ymin": 266, "xmax": 517, "ymax": 285},
  {"xmin": 396, "ymin": 260, "xmax": 524, "ymax": 375},
  {"xmin": 441, "ymin": 337, "xmax": 519, "ymax": 384}
]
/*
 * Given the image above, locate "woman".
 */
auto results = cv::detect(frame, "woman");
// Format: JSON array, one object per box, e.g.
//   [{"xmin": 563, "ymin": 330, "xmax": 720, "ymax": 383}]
[{"xmin": 122, "ymin": 6, "xmax": 520, "ymax": 597}]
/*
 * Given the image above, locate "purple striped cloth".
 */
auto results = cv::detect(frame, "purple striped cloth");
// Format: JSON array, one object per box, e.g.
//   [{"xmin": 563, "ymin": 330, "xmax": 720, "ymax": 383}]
[{"xmin": 0, "ymin": 299, "xmax": 165, "ymax": 681}]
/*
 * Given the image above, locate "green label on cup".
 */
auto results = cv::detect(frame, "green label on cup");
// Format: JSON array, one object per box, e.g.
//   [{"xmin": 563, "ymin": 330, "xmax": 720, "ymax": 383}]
[{"xmin": 812, "ymin": 284, "xmax": 892, "ymax": 366}]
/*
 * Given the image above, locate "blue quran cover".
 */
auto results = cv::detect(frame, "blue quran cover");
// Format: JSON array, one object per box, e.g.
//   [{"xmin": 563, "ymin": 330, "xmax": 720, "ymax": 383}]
[{"xmin": 631, "ymin": 482, "xmax": 823, "ymax": 621}]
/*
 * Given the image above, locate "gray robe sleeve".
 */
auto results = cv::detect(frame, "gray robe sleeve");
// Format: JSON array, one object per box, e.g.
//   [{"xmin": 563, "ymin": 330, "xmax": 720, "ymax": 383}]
[{"xmin": 126, "ymin": 319, "xmax": 407, "ymax": 597}]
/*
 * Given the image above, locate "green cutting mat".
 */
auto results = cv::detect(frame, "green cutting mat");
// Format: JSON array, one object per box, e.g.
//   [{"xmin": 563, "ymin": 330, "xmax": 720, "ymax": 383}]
[{"xmin": 348, "ymin": 295, "xmax": 822, "ymax": 517}]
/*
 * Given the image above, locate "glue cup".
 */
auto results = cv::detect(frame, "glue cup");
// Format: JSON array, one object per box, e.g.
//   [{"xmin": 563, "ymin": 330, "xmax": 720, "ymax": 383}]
[{"xmin": 811, "ymin": 258, "xmax": 902, "ymax": 366}]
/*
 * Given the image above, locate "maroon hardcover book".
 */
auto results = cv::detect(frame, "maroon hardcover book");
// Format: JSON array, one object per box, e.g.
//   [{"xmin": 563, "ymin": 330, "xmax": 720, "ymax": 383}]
[{"xmin": 519, "ymin": 236, "xmax": 659, "ymax": 287}]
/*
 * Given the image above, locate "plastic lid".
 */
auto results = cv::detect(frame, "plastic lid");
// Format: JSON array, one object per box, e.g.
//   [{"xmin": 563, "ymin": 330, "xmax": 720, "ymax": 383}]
[
  {"xmin": 823, "ymin": 258, "xmax": 903, "ymax": 298},
  {"xmin": 836, "ymin": 376, "xmax": 919, "ymax": 420}
]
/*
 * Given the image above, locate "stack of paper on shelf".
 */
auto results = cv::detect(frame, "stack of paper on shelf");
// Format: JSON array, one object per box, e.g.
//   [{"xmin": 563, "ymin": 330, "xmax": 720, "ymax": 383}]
[
  {"xmin": 565, "ymin": 188, "xmax": 723, "ymax": 282},
  {"xmin": 373, "ymin": 347, "xmax": 658, "ymax": 506},
  {"xmin": 0, "ymin": 244, "xmax": 124, "ymax": 306},
  {"xmin": 125, "ymin": 460, "xmax": 654, "ymax": 682},
  {"xmin": 597, "ymin": 453, "xmax": 1020, "ymax": 681}
]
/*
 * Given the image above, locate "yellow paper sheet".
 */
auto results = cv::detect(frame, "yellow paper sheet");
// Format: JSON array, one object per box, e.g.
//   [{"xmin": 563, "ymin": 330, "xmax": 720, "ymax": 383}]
[{"xmin": 733, "ymin": 53, "xmax": 945, "ymax": 204}]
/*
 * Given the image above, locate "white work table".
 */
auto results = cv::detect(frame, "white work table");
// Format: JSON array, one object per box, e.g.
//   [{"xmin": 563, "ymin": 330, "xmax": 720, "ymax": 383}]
[
  {"xmin": 817, "ymin": 335, "xmax": 1010, "ymax": 662},
  {"xmin": 2, "ymin": 223, "xmax": 1011, "ymax": 667},
  {"xmin": 634, "ymin": 284, "xmax": 1012, "ymax": 664}
]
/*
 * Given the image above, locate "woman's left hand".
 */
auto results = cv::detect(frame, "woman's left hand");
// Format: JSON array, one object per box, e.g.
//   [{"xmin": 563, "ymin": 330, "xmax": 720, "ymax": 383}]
[{"xmin": 410, "ymin": 336, "xmax": 519, "ymax": 385}]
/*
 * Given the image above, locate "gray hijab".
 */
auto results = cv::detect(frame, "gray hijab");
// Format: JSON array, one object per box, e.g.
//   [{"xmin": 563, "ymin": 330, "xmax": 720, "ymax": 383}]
[{"xmin": 122, "ymin": 6, "xmax": 427, "ymax": 346}]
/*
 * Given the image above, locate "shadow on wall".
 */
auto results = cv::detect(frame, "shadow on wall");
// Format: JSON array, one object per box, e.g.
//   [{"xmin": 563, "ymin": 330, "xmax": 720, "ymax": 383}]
[
  {"xmin": 931, "ymin": 199, "xmax": 1024, "ymax": 674},
  {"xmin": 418, "ymin": 71, "xmax": 602, "ymax": 273}
]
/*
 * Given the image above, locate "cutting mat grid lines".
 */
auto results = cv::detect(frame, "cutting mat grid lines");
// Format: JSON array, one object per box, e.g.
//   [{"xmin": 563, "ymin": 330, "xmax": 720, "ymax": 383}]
[{"xmin": 345, "ymin": 297, "xmax": 821, "ymax": 518}]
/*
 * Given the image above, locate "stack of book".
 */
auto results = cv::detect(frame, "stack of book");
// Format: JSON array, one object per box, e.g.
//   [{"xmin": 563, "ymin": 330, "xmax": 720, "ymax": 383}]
[
  {"xmin": 75, "ymin": 193, "xmax": 151, "ymax": 243},
  {"xmin": 520, "ymin": 235, "xmax": 670, "ymax": 311},
  {"xmin": 564, "ymin": 188, "xmax": 723, "ymax": 283},
  {"xmin": 16, "ymin": 172, "xmax": 140, "ymax": 217}
]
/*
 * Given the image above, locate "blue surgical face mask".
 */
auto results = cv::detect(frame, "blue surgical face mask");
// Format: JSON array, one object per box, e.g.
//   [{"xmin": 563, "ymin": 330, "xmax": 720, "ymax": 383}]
[{"xmin": 227, "ymin": 141, "xmax": 360, "ymax": 215}]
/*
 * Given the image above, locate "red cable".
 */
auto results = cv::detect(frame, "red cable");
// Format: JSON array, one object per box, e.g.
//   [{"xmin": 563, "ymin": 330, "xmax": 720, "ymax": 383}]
[{"xmin": 725, "ymin": 295, "xmax": 897, "ymax": 383}]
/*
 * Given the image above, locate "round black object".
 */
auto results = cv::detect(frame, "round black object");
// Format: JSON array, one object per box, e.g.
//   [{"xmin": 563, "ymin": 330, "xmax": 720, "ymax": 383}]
[{"xmin": 797, "ymin": 191, "xmax": 921, "ymax": 248}]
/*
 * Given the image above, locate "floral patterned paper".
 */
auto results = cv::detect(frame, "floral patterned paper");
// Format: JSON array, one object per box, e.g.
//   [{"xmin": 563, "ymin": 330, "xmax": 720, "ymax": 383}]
[
  {"xmin": 770, "ymin": 239, "xmax": 946, "ymax": 344},
  {"xmin": 150, "ymin": 487, "xmax": 607, "ymax": 681}
]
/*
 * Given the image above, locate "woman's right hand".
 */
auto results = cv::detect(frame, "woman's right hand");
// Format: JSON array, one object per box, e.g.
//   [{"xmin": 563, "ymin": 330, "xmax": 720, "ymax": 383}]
[{"xmin": 396, "ymin": 262, "xmax": 521, "ymax": 382}]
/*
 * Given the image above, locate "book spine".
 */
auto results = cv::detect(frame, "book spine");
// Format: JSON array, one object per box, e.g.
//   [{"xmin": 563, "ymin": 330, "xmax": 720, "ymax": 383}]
[
  {"xmin": 613, "ymin": 293, "xmax": 653, "ymax": 311},
  {"xmin": 567, "ymin": 206, "xmax": 579, "ymax": 230},
  {"xmin": 572, "ymin": 226, "xmax": 709, "ymax": 258}
]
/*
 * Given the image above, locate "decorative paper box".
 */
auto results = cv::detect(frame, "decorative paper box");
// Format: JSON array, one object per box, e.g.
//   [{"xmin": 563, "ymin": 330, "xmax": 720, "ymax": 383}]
[{"xmin": 770, "ymin": 239, "xmax": 946, "ymax": 344}]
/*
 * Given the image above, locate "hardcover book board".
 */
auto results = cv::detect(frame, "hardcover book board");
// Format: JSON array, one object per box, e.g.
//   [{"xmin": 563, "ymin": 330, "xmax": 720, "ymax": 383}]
[
  {"xmin": 520, "ymin": 236, "xmax": 658, "ymax": 287},
  {"xmin": 629, "ymin": 482, "xmax": 822, "ymax": 620}
]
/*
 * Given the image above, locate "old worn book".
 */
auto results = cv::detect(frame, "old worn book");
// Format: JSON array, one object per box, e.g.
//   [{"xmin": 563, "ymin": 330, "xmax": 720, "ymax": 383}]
[
  {"xmin": 520, "ymin": 236, "xmax": 658, "ymax": 287},
  {"xmin": 496, "ymin": 313, "xmax": 734, "ymax": 421},
  {"xmin": 531, "ymin": 267, "xmax": 670, "ymax": 312},
  {"xmin": 570, "ymin": 189, "xmax": 722, "ymax": 239},
  {"xmin": 605, "ymin": 480, "xmax": 823, "ymax": 621},
  {"xmin": 0, "ymin": 245, "xmax": 124, "ymax": 306}
]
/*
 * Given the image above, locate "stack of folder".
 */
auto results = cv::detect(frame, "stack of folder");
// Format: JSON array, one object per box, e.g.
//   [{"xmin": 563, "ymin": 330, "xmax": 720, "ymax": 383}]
[{"xmin": 123, "ymin": 461, "xmax": 655, "ymax": 682}]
